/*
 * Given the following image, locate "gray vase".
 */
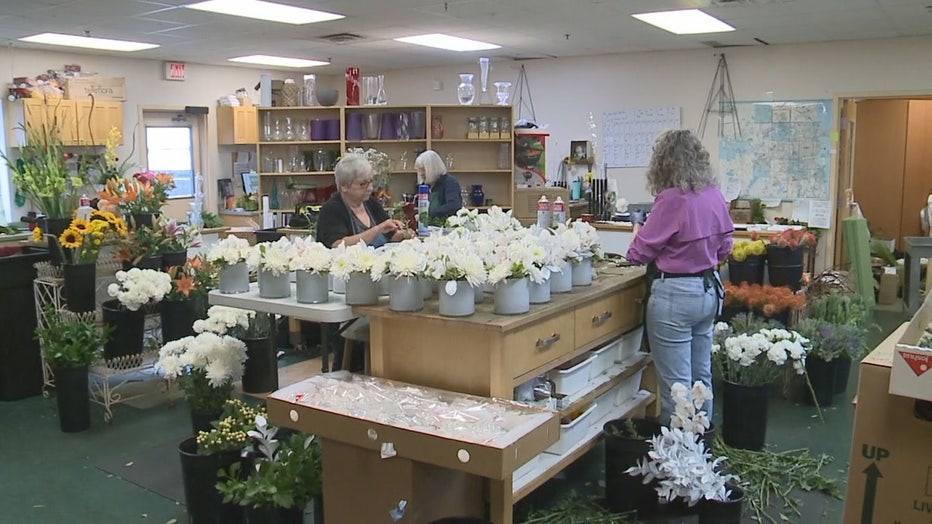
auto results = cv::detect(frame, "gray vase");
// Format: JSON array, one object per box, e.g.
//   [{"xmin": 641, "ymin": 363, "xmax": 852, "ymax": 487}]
[
  {"xmin": 332, "ymin": 275, "xmax": 346, "ymax": 294},
  {"xmin": 572, "ymin": 258, "xmax": 593, "ymax": 286},
  {"xmin": 296, "ymin": 271, "xmax": 329, "ymax": 304},
  {"xmin": 345, "ymin": 272, "xmax": 379, "ymax": 305},
  {"xmin": 493, "ymin": 278, "xmax": 530, "ymax": 315},
  {"xmin": 258, "ymin": 269, "xmax": 291, "ymax": 298},
  {"xmin": 439, "ymin": 280, "xmax": 475, "ymax": 317},
  {"xmin": 389, "ymin": 275, "xmax": 424, "ymax": 312},
  {"xmin": 550, "ymin": 266, "xmax": 573, "ymax": 293},
  {"xmin": 420, "ymin": 277, "xmax": 433, "ymax": 299},
  {"xmin": 474, "ymin": 283, "xmax": 485, "ymax": 304},
  {"xmin": 529, "ymin": 276, "xmax": 551, "ymax": 304},
  {"xmin": 219, "ymin": 262, "xmax": 249, "ymax": 294}
]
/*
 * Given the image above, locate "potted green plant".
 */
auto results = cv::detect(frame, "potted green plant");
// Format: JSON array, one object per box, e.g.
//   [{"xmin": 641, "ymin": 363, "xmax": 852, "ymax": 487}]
[
  {"xmin": 155, "ymin": 216, "xmax": 201, "ymax": 269},
  {"xmin": 35, "ymin": 307, "xmax": 109, "ymax": 432},
  {"xmin": 217, "ymin": 415, "xmax": 323, "ymax": 524},
  {"xmin": 803, "ymin": 291, "xmax": 873, "ymax": 396}
]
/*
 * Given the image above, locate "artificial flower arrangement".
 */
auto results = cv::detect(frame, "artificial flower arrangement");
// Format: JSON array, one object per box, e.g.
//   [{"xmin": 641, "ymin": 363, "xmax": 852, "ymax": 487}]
[
  {"xmin": 289, "ymin": 237, "xmax": 332, "ymax": 275},
  {"xmin": 384, "ymin": 238, "xmax": 427, "ymax": 278},
  {"xmin": 195, "ymin": 398, "xmax": 266, "ymax": 455},
  {"xmin": 247, "ymin": 237, "xmax": 295, "ymax": 276},
  {"xmin": 730, "ymin": 237, "xmax": 767, "ymax": 262},
  {"xmin": 422, "ymin": 230, "xmax": 487, "ymax": 287},
  {"xmin": 723, "ymin": 282, "xmax": 806, "ymax": 317},
  {"xmin": 626, "ymin": 382, "xmax": 738, "ymax": 506},
  {"xmin": 155, "ymin": 332, "xmax": 247, "ymax": 414},
  {"xmin": 206, "ymin": 235, "xmax": 253, "ymax": 269},
  {"xmin": 768, "ymin": 228, "xmax": 817, "ymax": 251},
  {"xmin": 106, "ymin": 268, "xmax": 173, "ymax": 311},
  {"xmin": 193, "ymin": 305, "xmax": 275, "ymax": 340},
  {"xmin": 156, "ymin": 216, "xmax": 202, "ymax": 254},
  {"xmin": 98, "ymin": 170, "xmax": 175, "ymax": 215},
  {"xmin": 329, "ymin": 241, "xmax": 387, "ymax": 283},
  {"xmin": 58, "ymin": 209, "xmax": 127, "ymax": 265},
  {"xmin": 712, "ymin": 322, "xmax": 810, "ymax": 386},
  {"xmin": 163, "ymin": 256, "xmax": 217, "ymax": 302}
]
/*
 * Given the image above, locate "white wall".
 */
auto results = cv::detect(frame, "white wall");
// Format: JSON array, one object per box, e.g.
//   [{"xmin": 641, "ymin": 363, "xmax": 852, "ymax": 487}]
[{"xmin": 0, "ymin": 46, "xmax": 293, "ymax": 222}]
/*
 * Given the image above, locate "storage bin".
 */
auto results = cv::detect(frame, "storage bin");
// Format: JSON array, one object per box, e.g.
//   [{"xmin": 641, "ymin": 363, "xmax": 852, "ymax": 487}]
[
  {"xmin": 589, "ymin": 341, "xmax": 620, "ymax": 380},
  {"xmin": 545, "ymin": 403, "xmax": 598, "ymax": 455},
  {"xmin": 550, "ymin": 354, "xmax": 596, "ymax": 397},
  {"xmin": 592, "ymin": 369, "xmax": 645, "ymax": 422},
  {"xmin": 618, "ymin": 327, "xmax": 644, "ymax": 361}
]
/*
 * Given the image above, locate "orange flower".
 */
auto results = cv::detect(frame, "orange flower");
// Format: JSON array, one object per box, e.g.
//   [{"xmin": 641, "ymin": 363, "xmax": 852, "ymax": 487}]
[
  {"xmin": 173, "ymin": 274, "xmax": 195, "ymax": 297},
  {"xmin": 187, "ymin": 256, "xmax": 203, "ymax": 270},
  {"xmin": 155, "ymin": 173, "xmax": 174, "ymax": 187},
  {"xmin": 122, "ymin": 179, "xmax": 139, "ymax": 203},
  {"xmin": 115, "ymin": 246, "xmax": 134, "ymax": 263}
]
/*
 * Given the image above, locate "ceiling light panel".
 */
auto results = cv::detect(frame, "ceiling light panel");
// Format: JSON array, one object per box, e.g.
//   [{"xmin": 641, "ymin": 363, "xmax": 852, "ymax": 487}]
[
  {"xmin": 631, "ymin": 9, "xmax": 735, "ymax": 35},
  {"xmin": 185, "ymin": 0, "xmax": 345, "ymax": 25},
  {"xmin": 394, "ymin": 33, "xmax": 501, "ymax": 52},
  {"xmin": 19, "ymin": 33, "xmax": 159, "ymax": 51},
  {"xmin": 228, "ymin": 54, "xmax": 329, "ymax": 68}
]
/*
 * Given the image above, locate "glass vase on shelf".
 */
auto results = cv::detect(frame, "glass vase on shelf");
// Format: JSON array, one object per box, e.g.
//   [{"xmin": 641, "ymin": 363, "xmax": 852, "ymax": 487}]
[
  {"xmin": 457, "ymin": 74, "xmax": 475, "ymax": 105},
  {"xmin": 478, "ymin": 57, "xmax": 491, "ymax": 105},
  {"xmin": 494, "ymin": 81, "xmax": 512, "ymax": 106},
  {"xmin": 376, "ymin": 74, "xmax": 387, "ymax": 105},
  {"xmin": 262, "ymin": 112, "xmax": 273, "ymax": 141}
]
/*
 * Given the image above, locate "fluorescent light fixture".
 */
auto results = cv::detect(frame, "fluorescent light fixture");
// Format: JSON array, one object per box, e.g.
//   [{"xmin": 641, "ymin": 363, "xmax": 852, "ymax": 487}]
[
  {"xmin": 19, "ymin": 33, "xmax": 158, "ymax": 52},
  {"xmin": 228, "ymin": 55, "xmax": 329, "ymax": 68},
  {"xmin": 186, "ymin": 0, "xmax": 344, "ymax": 25},
  {"xmin": 631, "ymin": 9, "xmax": 735, "ymax": 35},
  {"xmin": 394, "ymin": 33, "xmax": 500, "ymax": 52}
]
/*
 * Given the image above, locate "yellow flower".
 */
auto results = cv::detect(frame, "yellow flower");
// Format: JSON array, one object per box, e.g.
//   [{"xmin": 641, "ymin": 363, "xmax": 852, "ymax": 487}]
[
  {"xmin": 60, "ymin": 228, "xmax": 84, "ymax": 249},
  {"xmin": 32, "ymin": 227, "xmax": 43, "ymax": 243},
  {"xmin": 70, "ymin": 218, "xmax": 93, "ymax": 234}
]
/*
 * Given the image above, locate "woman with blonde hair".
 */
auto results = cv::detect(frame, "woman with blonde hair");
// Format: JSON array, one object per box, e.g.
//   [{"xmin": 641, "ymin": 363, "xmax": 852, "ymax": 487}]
[
  {"xmin": 626, "ymin": 129, "xmax": 734, "ymax": 424},
  {"xmin": 415, "ymin": 150, "xmax": 462, "ymax": 220}
]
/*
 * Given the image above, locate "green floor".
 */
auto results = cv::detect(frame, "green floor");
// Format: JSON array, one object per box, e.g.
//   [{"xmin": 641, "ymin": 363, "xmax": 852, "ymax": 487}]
[{"xmin": 0, "ymin": 309, "xmax": 907, "ymax": 524}]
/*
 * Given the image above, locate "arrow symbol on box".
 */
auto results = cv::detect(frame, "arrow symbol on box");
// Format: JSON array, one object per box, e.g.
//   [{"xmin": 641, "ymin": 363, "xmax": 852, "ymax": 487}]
[
  {"xmin": 897, "ymin": 350, "xmax": 932, "ymax": 377},
  {"xmin": 861, "ymin": 462, "xmax": 882, "ymax": 524}
]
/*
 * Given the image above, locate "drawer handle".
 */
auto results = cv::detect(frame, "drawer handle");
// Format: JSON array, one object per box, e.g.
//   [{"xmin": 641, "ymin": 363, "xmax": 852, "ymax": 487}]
[
  {"xmin": 592, "ymin": 311, "xmax": 614, "ymax": 325},
  {"xmin": 536, "ymin": 333, "xmax": 561, "ymax": 348}
]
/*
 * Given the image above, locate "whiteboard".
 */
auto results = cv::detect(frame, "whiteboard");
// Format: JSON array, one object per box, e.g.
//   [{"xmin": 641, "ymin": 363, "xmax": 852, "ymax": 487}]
[{"xmin": 603, "ymin": 106, "xmax": 681, "ymax": 167}]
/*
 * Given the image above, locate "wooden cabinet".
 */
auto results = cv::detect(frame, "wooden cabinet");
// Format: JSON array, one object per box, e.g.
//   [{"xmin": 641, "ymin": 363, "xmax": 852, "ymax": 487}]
[
  {"xmin": 6, "ymin": 98, "xmax": 123, "ymax": 147},
  {"xmin": 75, "ymin": 100, "xmax": 123, "ymax": 146},
  {"xmin": 216, "ymin": 106, "xmax": 258, "ymax": 145},
  {"xmin": 218, "ymin": 104, "xmax": 515, "ymax": 212}
]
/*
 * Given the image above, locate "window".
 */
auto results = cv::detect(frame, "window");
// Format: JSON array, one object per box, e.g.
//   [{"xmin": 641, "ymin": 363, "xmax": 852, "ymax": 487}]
[{"xmin": 145, "ymin": 126, "xmax": 194, "ymax": 198}]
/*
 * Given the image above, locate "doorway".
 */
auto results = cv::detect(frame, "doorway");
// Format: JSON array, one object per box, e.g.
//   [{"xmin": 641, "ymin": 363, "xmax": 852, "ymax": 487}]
[{"xmin": 138, "ymin": 108, "xmax": 208, "ymax": 221}]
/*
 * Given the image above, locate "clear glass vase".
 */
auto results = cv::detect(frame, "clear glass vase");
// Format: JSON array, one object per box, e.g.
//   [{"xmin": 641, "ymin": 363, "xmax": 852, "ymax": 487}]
[
  {"xmin": 457, "ymin": 73, "xmax": 475, "ymax": 105},
  {"xmin": 494, "ymin": 81, "xmax": 512, "ymax": 106}
]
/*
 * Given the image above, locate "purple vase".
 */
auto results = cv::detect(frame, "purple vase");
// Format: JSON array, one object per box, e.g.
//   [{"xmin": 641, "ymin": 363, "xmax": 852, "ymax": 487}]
[
  {"xmin": 346, "ymin": 113, "xmax": 364, "ymax": 141},
  {"xmin": 380, "ymin": 113, "xmax": 396, "ymax": 140},
  {"xmin": 310, "ymin": 119, "xmax": 326, "ymax": 140},
  {"xmin": 410, "ymin": 111, "xmax": 427, "ymax": 139},
  {"xmin": 325, "ymin": 119, "xmax": 341, "ymax": 140}
]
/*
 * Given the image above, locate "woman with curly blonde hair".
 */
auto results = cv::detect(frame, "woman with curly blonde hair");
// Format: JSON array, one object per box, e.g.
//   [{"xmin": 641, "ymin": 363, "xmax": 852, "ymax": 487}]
[{"xmin": 626, "ymin": 129, "xmax": 734, "ymax": 424}]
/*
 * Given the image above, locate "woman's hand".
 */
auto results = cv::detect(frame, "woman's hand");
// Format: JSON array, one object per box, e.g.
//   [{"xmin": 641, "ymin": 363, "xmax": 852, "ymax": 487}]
[{"xmin": 378, "ymin": 218, "xmax": 404, "ymax": 234}]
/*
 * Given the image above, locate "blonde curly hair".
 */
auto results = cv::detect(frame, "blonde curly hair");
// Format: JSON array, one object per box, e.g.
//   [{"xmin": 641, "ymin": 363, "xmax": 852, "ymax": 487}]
[{"xmin": 645, "ymin": 129, "xmax": 717, "ymax": 196}]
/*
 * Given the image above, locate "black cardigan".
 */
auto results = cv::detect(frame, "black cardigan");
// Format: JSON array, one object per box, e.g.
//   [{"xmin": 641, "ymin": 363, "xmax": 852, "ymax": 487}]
[{"xmin": 316, "ymin": 194, "xmax": 390, "ymax": 248}]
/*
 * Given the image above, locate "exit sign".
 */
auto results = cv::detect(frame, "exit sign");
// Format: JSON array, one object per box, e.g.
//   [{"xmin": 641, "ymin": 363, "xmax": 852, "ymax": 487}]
[{"xmin": 163, "ymin": 61, "xmax": 186, "ymax": 81}]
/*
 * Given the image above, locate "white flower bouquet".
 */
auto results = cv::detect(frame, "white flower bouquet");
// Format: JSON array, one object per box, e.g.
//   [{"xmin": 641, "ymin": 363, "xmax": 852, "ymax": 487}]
[
  {"xmin": 156, "ymin": 332, "xmax": 247, "ymax": 413},
  {"xmin": 207, "ymin": 235, "xmax": 253, "ymax": 268},
  {"xmin": 570, "ymin": 220, "xmax": 604, "ymax": 260},
  {"xmin": 329, "ymin": 241, "xmax": 387, "ymax": 282},
  {"xmin": 107, "ymin": 268, "xmax": 173, "ymax": 311},
  {"xmin": 193, "ymin": 305, "xmax": 254, "ymax": 337},
  {"xmin": 385, "ymin": 239, "xmax": 427, "ymax": 278},
  {"xmin": 290, "ymin": 237, "xmax": 332, "ymax": 275},
  {"xmin": 445, "ymin": 207, "xmax": 481, "ymax": 231},
  {"xmin": 475, "ymin": 206, "xmax": 523, "ymax": 232},
  {"xmin": 712, "ymin": 323, "xmax": 809, "ymax": 386},
  {"xmin": 248, "ymin": 237, "xmax": 294, "ymax": 276},
  {"xmin": 627, "ymin": 381, "xmax": 737, "ymax": 506},
  {"xmin": 422, "ymin": 231, "xmax": 487, "ymax": 287},
  {"xmin": 482, "ymin": 229, "xmax": 544, "ymax": 285}
]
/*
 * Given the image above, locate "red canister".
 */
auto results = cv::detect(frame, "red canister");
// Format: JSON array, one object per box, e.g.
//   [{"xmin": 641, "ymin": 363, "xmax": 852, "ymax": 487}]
[{"xmin": 345, "ymin": 67, "xmax": 360, "ymax": 106}]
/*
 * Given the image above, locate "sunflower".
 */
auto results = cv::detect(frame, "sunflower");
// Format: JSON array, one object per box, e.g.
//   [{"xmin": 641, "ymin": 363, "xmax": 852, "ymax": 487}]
[
  {"xmin": 32, "ymin": 227, "xmax": 43, "ymax": 243},
  {"xmin": 60, "ymin": 228, "xmax": 84, "ymax": 249},
  {"xmin": 70, "ymin": 218, "xmax": 92, "ymax": 233}
]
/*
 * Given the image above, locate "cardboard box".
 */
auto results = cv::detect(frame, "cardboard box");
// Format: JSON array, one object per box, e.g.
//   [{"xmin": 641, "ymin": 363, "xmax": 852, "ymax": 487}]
[
  {"xmin": 64, "ymin": 77, "xmax": 126, "ymax": 101},
  {"xmin": 877, "ymin": 266, "xmax": 900, "ymax": 305},
  {"xmin": 729, "ymin": 199, "xmax": 752, "ymax": 224},
  {"xmin": 512, "ymin": 187, "xmax": 571, "ymax": 221},
  {"xmin": 892, "ymin": 294, "xmax": 932, "ymax": 401},
  {"xmin": 843, "ymin": 323, "xmax": 932, "ymax": 523}
]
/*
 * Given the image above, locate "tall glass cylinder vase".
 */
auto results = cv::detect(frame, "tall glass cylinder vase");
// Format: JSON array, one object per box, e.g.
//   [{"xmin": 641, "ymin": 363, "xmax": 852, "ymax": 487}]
[
  {"xmin": 478, "ymin": 57, "xmax": 491, "ymax": 105},
  {"xmin": 302, "ymin": 74, "xmax": 318, "ymax": 106}
]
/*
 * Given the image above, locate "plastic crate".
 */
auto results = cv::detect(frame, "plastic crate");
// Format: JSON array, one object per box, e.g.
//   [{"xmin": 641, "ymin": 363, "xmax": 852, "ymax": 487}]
[
  {"xmin": 545, "ymin": 403, "xmax": 598, "ymax": 455},
  {"xmin": 589, "ymin": 340, "xmax": 620, "ymax": 380},
  {"xmin": 550, "ymin": 354, "xmax": 595, "ymax": 397},
  {"xmin": 592, "ymin": 369, "xmax": 645, "ymax": 422}
]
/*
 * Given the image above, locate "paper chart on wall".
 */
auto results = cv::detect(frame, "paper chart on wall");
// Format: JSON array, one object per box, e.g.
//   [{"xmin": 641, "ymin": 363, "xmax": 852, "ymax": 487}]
[{"xmin": 602, "ymin": 106, "xmax": 681, "ymax": 168}]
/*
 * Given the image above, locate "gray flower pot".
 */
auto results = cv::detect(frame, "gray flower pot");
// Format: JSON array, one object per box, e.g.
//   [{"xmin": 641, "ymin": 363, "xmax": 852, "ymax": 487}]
[
  {"xmin": 219, "ymin": 262, "xmax": 249, "ymax": 294},
  {"xmin": 296, "ymin": 271, "xmax": 329, "ymax": 304},
  {"xmin": 258, "ymin": 269, "xmax": 291, "ymax": 298},
  {"xmin": 420, "ymin": 277, "xmax": 433, "ymax": 299},
  {"xmin": 439, "ymin": 280, "xmax": 475, "ymax": 317},
  {"xmin": 389, "ymin": 275, "xmax": 424, "ymax": 312},
  {"xmin": 572, "ymin": 258, "xmax": 593, "ymax": 286},
  {"xmin": 332, "ymin": 275, "xmax": 346, "ymax": 294},
  {"xmin": 529, "ymin": 276, "xmax": 551, "ymax": 304},
  {"xmin": 345, "ymin": 272, "xmax": 379, "ymax": 305},
  {"xmin": 494, "ymin": 277, "xmax": 530, "ymax": 315},
  {"xmin": 474, "ymin": 283, "xmax": 485, "ymax": 304},
  {"xmin": 550, "ymin": 266, "xmax": 573, "ymax": 293}
]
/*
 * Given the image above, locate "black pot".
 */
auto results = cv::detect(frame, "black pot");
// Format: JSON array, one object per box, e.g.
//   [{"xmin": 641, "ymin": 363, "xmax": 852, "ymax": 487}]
[
  {"xmin": 160, "ymin": 299, "xmax": 202, "ymax": 343},
  {"xmin": 122, "ymin": 255, "xmax": 163, "ymax": 271},
  {"xmin": 245, "ymin": 505, "xmax": 302, "ymax": 524},
  {"xmin": 242, "ymin": 337, "xmax": 279, "ymax": 394},
  {"xmin": 699, "ymin": 485, "xmax": 745, "ymax": 524},
  {"xmin": 603, "ymin": 418, "xmax": 663, "ymax": 516},
  {"xmin": 766, "ymin": 245, "xmax": 805, "ymax": 291},
  {"xmin": 190, "ymin": 407, "xmax": 223, "ymax": 436},
  {"xmin": 101, "ymin": 299, "xmax": 146, "ymax": 364},
  {"xmin": 655, "ymin": 499, "xmax": 699, "ymax": 523},
  {"xmin": 722, "ymin": 381, "xmax": 769, "ymax": 451},
  {"xmin": 805, "ymin": 356, "xmax": 836, "ymax": 407},
  {"xmin": 161, "ymin": 251, "xmax": 188, "ymax": 270},
  {"xmin": 834, "ymin": 355, "xmax": 852, "ymax": 395},
  {"xmin": 129, "ymin": 213, "xmax": 156, "ymax": 229},
  {"xmin": 63, "ymin": 263, "xmax": 97, "ymax": 313},
  {"xmin": 727, "ymin": 255, "xmax": 765, "ymax": 286},
  {"xmin": 178, "ymin": 436, "xmax": 244, "ymax": 524},
  {"xmin": 54, "ymin": 365, "xmax": 90, "ymax": 433},
  {"xmin": 41, "ymin": 217, "xmax": 72, "ymax": 266}
]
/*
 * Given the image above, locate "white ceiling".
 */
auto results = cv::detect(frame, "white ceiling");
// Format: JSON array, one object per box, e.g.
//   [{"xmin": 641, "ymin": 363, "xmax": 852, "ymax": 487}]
[{"xmin": 1, "ymin": 0, "xmax": 931, "ymax": 74}]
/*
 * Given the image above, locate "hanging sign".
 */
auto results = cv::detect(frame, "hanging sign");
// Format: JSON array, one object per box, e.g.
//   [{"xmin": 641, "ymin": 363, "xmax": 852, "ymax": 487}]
[{"xmin": 163, "ymin": 61, "xmax": 186, "ymax": 81}]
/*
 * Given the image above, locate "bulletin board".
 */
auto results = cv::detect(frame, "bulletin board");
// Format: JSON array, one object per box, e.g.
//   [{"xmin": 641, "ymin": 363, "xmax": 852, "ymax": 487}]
[{"xmin": 602, "ymin": 106, "xmax": 681, "ymax": 167}]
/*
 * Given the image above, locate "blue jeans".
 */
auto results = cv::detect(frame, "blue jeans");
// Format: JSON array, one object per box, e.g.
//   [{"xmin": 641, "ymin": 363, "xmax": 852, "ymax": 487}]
[{"xmin": 646, "ymin": 275, "xmax": 720, "ymax": 424}]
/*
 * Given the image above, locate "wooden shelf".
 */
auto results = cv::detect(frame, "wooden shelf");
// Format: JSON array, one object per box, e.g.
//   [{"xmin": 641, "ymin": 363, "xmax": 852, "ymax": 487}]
[
  {"xmin": 258, "ymin": 140, "xmax": 342, "ymax": 145},
  {"xmin": 345, "ymin": 139, "xmax": 427, "ymax": 144},
  {"xmin": 259, "ymin": 171, "xmax": 333, "ymax": 176},
  {"xmin": 258, "ymin": 106, "xmax": 340, "ymax": 111},
  {"xmin": 512, "ymin": 391, "xmax": 655, "ymax": 502},
  {"xmin": 432, "ymin": 138, "xmax": 512, "ymax": 143},
  {"xmin": 557, "ymin": 352, "xmax": 652, "ymax": 418},
  {"xmin": 449, "ymin": 169, "xmax": 511, "ymax": 174}
]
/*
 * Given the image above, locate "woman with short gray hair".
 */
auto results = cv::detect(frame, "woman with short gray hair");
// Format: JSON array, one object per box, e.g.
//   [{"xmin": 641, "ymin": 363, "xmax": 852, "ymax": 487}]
[
  {"xmin": 626, "ymin": 129, "xmax": 734, "ymax": 425},
  {"xmin": 415, "ymin": 150, "xmax": 462, "ymax": 220}
]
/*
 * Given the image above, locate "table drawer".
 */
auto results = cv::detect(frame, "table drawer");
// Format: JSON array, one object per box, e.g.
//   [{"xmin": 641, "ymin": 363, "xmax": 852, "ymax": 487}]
[
  {"xmin": 574, "ymin": 284, "xmax": 644, "ymax": 349},
  {"xmin": 505, "ymin": 313, "xmax": 576, "ymax": 379}
]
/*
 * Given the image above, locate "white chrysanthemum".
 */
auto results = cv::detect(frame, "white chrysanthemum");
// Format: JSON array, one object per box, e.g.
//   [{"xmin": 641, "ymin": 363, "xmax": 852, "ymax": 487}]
[
  {"xmin": 291, "ymin": 238, "xmax": 332, "ymax": 274},
  {"xmin": 207, "ymin": 235, "xmax": 251, "ymax": 267},
  {"xmin": 108, "ymin": 268, "xmax": 172, "ymax": 311}
]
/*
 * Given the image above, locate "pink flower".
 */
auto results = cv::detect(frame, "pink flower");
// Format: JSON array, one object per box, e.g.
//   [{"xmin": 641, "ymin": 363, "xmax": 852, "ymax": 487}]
[{"xmin": 134, "ymin": 170, "xmax": 156, "ymax": 183}]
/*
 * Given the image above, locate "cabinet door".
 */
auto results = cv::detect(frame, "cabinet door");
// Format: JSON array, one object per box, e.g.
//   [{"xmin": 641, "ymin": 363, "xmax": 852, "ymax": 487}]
[
  {"xmin": 21, "ymin": 99, "xmax": 78, "ymax": 144},
  {"xmin": 233, "ymin": 107, "xmax": 258, "ymax": 144},
  {"xmin": 76, "ymin": 101, "xmax": 123, "ymax": 146}
]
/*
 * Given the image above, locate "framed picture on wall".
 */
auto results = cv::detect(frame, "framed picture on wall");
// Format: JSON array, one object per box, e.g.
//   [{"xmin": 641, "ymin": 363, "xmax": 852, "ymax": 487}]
[
  {"xmin": 217, "ymin": 178, "xmax": 234, "ymax": 199},
  {"xmin": 241, "ymin": 171, "xmax": 260, "ymax": 195}
]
